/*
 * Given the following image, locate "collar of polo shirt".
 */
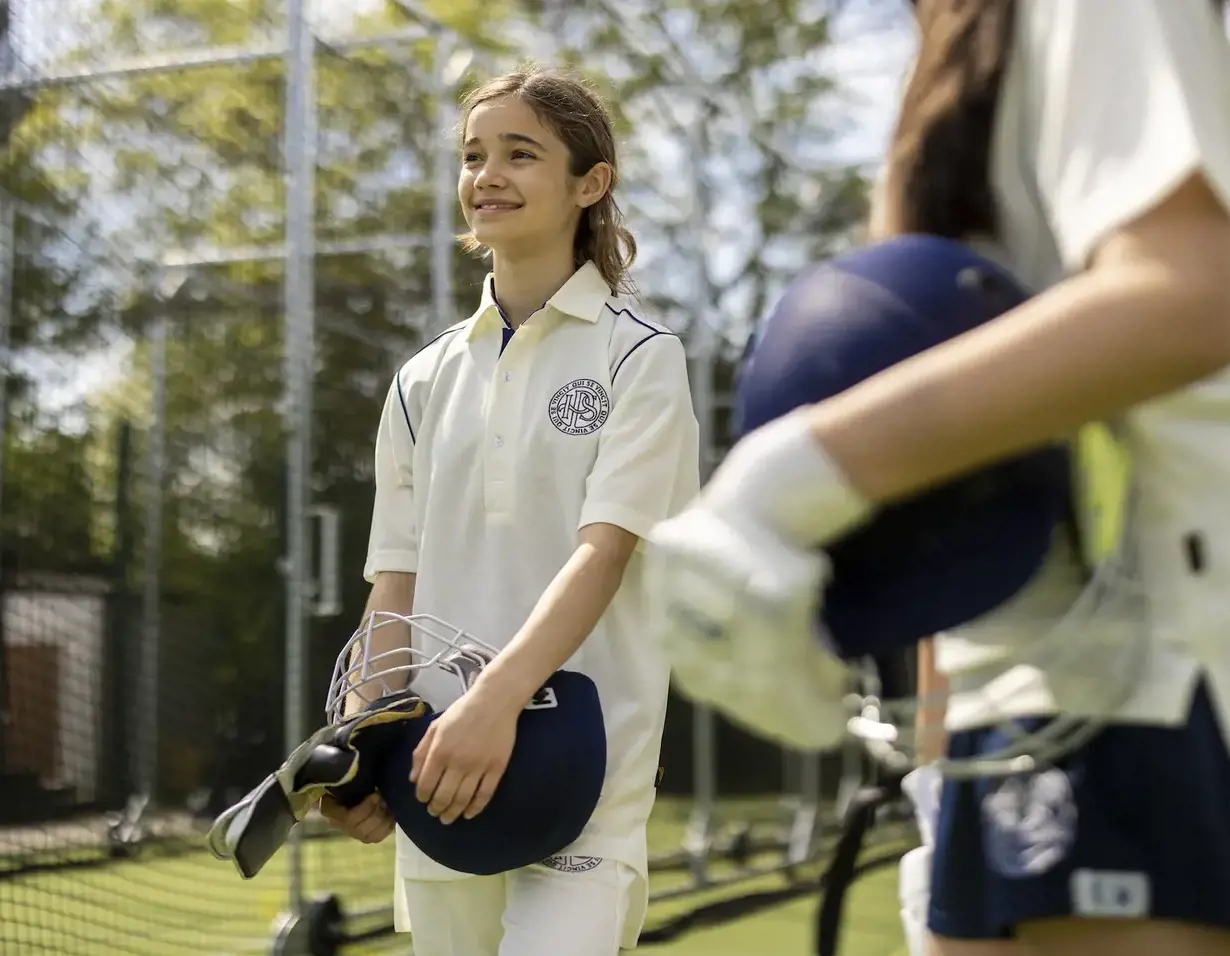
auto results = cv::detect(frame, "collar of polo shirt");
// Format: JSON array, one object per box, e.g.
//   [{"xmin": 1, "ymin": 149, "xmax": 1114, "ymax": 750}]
[{"xmin": 467, "ymin": 260, "xmax": 612, "ymax": 340}]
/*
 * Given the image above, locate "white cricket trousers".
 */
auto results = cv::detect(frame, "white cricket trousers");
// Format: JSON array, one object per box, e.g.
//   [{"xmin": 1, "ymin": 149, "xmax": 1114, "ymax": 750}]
[{"xmin": 393, "ymin": 855, "xmax": 643, "ymax": 956}]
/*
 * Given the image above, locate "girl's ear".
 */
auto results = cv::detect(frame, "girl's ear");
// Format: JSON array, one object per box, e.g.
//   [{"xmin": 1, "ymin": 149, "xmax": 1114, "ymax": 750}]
[{"xmin": 576, "ymin": 162, "xmax": 613, "ymax": 210}]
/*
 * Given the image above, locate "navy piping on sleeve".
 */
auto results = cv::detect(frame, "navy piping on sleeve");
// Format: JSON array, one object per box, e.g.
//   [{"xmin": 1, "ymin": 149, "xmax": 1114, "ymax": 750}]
[
  {"xmin": 607, "ymin": 305, "xmax": 678, "ymax": 383},
  {"xmin": 396, "ymin": 375, "xmax": 414, "ymax": 443},
  {"xmin": 396, "ymin": 324, "xmax": 464, "ymax": 443}
]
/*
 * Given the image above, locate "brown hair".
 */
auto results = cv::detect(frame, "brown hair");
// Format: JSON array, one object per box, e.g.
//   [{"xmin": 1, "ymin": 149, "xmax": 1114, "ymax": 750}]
[
  {"xmin": 877, "ymin": 0, "xmax": 1018, "ymax": 240},
  {"xmin": 879, "ymin": 0, "xmax": 1227, "ymax": 241},
  {"xmin": 457, "ymin": 64, "xmax": 638, "ymax": 296}
]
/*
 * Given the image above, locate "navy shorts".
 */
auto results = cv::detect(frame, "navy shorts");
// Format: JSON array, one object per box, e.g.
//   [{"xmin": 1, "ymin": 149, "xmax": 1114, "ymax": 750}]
[{"xmin": 928, "ymin": 680, "xmax": 1230, "ymax": 940}]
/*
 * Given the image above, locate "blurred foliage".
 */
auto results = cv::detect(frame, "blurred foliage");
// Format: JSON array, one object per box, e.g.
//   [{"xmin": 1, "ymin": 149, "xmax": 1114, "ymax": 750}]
[
  {"xmin": 0, "ymin": 0, "xmax": 882, "ymax": 799},
  {"xmin": 529, "ymin": 0, "xmax": 876, "ymax": 339}
]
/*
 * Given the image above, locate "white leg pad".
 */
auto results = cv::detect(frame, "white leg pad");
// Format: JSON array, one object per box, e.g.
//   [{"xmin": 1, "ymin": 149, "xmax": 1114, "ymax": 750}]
[
  {"xmin": 899, "ymin": 764, "xmax": 943, "ymax": 956},
  {"xmin": 899, "ymin": 844, "xmax": 934, "ymax": 956},
  {"xmin": 901, "ymin": 764, "xmax": 942, "ymax": 847}
]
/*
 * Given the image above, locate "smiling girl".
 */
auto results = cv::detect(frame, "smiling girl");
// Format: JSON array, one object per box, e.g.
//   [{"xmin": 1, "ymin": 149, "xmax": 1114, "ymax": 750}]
[{"xmin": 321, "ymin": 65, "xmax": 700, "ymax": 956}]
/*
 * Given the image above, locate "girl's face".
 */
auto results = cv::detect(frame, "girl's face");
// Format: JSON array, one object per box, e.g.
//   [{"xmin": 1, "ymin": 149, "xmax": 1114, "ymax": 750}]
[{"xmin": 459, "ymin": 95, "xmax": 607, "ymax": 259}]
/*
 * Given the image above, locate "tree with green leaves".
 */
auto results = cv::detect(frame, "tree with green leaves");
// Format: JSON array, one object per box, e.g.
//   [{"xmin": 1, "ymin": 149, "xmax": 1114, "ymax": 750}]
[
  {"xmin": 0, "ymin": 0, "xmax": 878, "ymax": 798},
  {"xmin": 1, "ymin": 0, "xmax": 514, "ymax": 795},
  {"xmin": 521, "ymin": 0, "xmax": 875, "ymax": 347}
]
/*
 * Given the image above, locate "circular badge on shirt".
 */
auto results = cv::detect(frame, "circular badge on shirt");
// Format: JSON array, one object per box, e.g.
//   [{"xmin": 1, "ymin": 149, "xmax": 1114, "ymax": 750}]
[
  {"xmin": 548, "ymin": 378, "xmax": 611, "ymax": 436},
  {"xmin": 540, "ymin": 854, "xmax": 602, "ymax": 873},
  {"xmin": 981, "ymin": 766, "xmax": 1078, "ymax": 878}
]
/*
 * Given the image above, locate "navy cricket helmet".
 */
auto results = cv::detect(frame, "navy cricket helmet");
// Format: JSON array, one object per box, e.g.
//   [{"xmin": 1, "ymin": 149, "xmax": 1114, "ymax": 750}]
[
  {"xmin": 735, "ymin": 234, "xmax": 1075, "ymax": 658},
  {"xmin": 324, "ymin": 613, "xmax": 607, "ymax": 875}
]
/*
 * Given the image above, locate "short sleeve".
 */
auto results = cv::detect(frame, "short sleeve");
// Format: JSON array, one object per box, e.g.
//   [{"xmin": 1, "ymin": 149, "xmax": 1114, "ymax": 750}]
[
  {"xmin": 578, "ymin": 334, "xmax": 700, "ymax": 539},
  {"xmin": 363, "ymin": 372, "xmax": 419, "ymax": 582},
  {"xmin": 1022, "ymin": 0, "xmax": 1230, "ymax": 271}
]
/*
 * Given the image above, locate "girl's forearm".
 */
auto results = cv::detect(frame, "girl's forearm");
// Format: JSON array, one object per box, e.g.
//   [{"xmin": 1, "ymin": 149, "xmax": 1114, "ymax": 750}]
[{"xmin": 475, "ymin": 524, "xmax": 637, "ymax": 709}]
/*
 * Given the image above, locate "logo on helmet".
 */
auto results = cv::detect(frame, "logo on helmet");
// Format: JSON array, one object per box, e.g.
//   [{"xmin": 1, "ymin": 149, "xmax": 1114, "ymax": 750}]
[{"xmin": 525, "ymin": 686, "xmax": 558, "ymax": 710}]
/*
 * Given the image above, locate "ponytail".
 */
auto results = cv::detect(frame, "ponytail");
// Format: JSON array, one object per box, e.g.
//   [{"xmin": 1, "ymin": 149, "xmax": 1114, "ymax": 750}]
[{"xmin": 877, "ymin": 0, "xmax": 1017, "ymax": 240}]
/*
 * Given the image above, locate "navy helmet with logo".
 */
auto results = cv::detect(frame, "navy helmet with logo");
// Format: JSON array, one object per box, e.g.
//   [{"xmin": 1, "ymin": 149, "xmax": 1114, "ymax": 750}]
[
  {"xmin": 323, "ymin": 613, "xmax": 607, "ymax": 875},
  {"xmin": 735, "ymin": 234, "xmax": 1074, "ymax": 659}
]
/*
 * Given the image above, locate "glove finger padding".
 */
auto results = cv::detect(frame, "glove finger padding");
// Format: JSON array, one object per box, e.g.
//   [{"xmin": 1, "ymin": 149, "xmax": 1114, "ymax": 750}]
[
  {"xmin": 324, "ymin": 693, "xmax": 432, "ymax": 807},
  {"xmin": 207, "ymin": 692, "xmax": 431, "ymax": 879},
  {"xmin": 206, "ymin": 724, "xmax": 341, "ymax": 879},
  {"xmin": 649, "ymin": 508, "xmax": 852, "ymax": 751}
]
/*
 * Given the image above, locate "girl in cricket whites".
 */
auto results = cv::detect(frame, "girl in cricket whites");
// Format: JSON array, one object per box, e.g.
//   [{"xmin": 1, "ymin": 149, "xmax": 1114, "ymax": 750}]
[
  {"xmin": 321, "ymin": 65, "xmax": 700, "ymax": 955},
  {"xmin": 648, "ymin": 2, "xmax": 1230, "ymax": 956}
]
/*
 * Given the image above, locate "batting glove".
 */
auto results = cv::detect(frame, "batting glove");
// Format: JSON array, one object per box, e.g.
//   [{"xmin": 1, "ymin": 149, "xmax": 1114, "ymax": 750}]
[{"xmin": 645, "ymin": 413, "xmax": 874, "ymax": 751}]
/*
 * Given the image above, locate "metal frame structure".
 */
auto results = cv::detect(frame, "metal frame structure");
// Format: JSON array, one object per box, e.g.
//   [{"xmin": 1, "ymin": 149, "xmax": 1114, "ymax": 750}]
[
  {"xmin": 0, "ymin": 0, "xmax": 466, "ymax": 936},
  {"xmin": 0, "ymin": 3, "xmax": 881, "ymax": 954}
]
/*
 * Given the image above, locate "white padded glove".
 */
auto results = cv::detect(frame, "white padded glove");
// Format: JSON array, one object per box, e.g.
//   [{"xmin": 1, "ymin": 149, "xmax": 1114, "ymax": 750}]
[{"xmin": 645, "ymin": 413, "xmax": 874, "ymax": 751}]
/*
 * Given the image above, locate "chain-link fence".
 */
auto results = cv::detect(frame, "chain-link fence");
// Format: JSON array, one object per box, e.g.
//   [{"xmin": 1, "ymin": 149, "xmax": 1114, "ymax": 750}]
[{"xmin": 0, "ymin": 0, "xmax": 911, "ymax": 952}]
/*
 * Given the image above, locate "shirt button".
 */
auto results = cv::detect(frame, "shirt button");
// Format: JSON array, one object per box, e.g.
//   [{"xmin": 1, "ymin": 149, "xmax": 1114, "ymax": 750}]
[
  {"xmin": 504, "ymin": 372, "xmax": 512, "ymax": 382},
  {"xmin": 494, "ymin": 436, "xmax": 505, "ymax": 447}
]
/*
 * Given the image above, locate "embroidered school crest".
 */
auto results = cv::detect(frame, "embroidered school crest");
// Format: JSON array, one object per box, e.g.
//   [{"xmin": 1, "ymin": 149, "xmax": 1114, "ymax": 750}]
[
  {"xmin": 540, "ymin": 855, "xmax": 602, "ymax": 873},
  {"xmin": 549, "ymin": 379, "xmax": 610, "ymax": 436},
  {"xmin": 981, "ymin": 767, "xmax": 1078, "ymax": 878}
]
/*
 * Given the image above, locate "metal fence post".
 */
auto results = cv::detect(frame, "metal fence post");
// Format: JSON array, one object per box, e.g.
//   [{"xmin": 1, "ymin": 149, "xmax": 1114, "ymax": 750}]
[
  {"xmin": 282, "ymin": 0, "xmax": 317, "ymax": 919},
  {"xmin": 0, "ymin": 194, "xmax": 14, "ymax": 773},
  {"xmin": 430, "ymin": 29, "xmax": 456, "ymax": 335},
  {"xmin": 680, "ymin": 101, "xmax": 721, "ymax": 885},
  {"xmin": 135, "ymin": 311, "xmax": 167, "ymax": 800}
]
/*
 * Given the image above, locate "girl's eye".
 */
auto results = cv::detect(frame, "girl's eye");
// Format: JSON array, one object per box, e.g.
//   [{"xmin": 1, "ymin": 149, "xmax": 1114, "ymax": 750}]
[
  {"xmin": 462, "ymin": 153, "xmax": 482, "ymax": 164},
  {"xmin": 510, "ymin": 150, "xmax": 535, "ymax": 160}
]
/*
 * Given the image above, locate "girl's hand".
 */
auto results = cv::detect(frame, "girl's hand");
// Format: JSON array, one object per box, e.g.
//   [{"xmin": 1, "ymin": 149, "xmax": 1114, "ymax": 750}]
[
  {"xmin": 319, "ymin": 792, "xmax": 395, "ymax": 844},
  {"xmin": 410, "ymin": 686, "xmax": 521, "ymax": 825}
]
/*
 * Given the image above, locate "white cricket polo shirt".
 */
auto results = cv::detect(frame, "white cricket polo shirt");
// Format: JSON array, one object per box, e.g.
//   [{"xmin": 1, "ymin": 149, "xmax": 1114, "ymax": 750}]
[
  {"xmin": 911, "ymin": 0, "xmax": 1230, "ymax": 742},
  {"xmin": 363, "ymin": 261, "xmax": 700, "ymax": 901}
]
